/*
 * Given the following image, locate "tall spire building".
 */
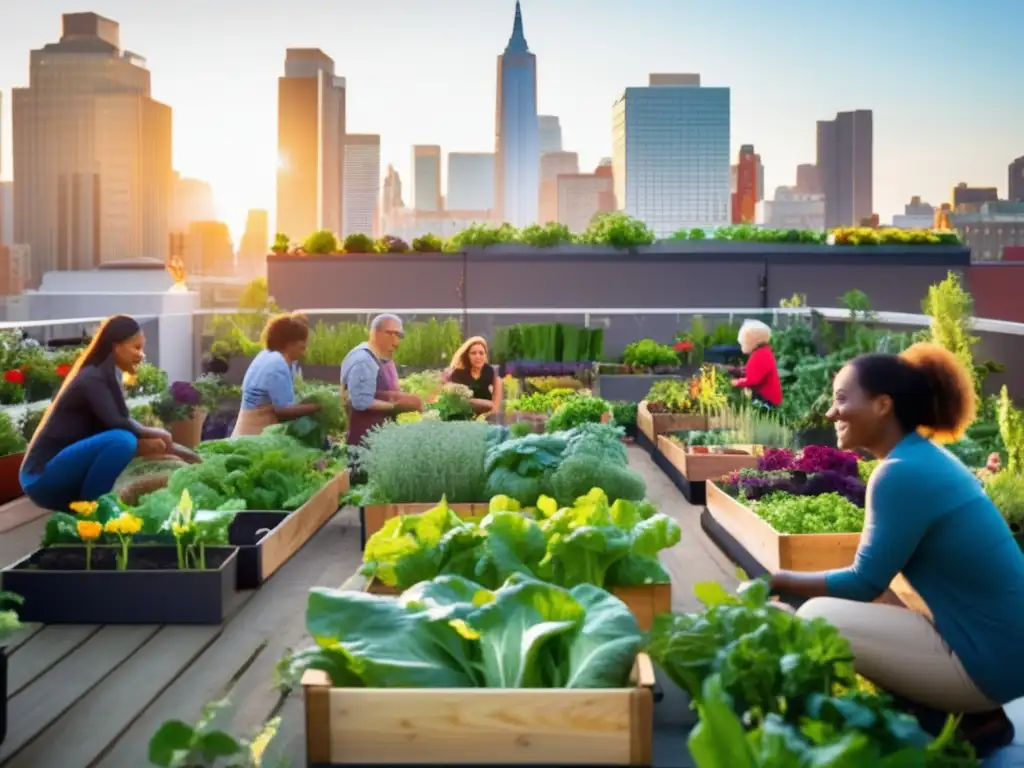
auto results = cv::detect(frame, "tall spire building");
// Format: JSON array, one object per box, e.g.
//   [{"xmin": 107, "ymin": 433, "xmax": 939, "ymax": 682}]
[{"xmin": 494, "ymin": 2, "xmax": 540, "ymax": 227}]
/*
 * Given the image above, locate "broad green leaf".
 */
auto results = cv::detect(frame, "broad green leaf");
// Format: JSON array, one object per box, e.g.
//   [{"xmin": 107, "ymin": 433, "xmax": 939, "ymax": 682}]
[
  {"xmin": 688, "ymin": 676, "xmax": 756, "ymax": 768},
  {"xmin": 629, "ymin": 513, "xmax": 682, "ymax": 557},
  {"xmin": 147, "ymin": 720, "xmax": 196, "ymax": 766},
  {"xmin": 544, "ymin": 525, "xmax": 631, "ymax": 588},
  {"xmin": 606, "ymin": 555, "xmax": 671, "ymax": 586},
  {"xmin": 474, "ymin": 512, "xmax": 546, "ymax": 587},
  {"xmin": 305, "ymin": 587, "xmax": 476, "ymax": 687},
  {"xmin": 563, "ymin": 584, "xmax": 641, "ymax": 688},
  {"xmin": 469, "ymin": 578, "xmax": 583, "ymax": 687},
  {"xmin": 198, "ymin": 729, "xmax": 242, "ymax": 759},
  {"xmin": 693, "ymin": 581, "xmax": 733, "ymax": 607}
]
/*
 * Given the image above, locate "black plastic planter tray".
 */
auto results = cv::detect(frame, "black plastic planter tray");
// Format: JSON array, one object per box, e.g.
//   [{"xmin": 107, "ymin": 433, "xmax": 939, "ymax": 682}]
[
  {"xmin": 635, "ymin": 427, "xmax": 656, "ymax": 457},
  {"xmin": 651, "ymin": 441, "xmax": 707, "ymax": 505},
  {"xmin": 1, "ymin": 545, "xmax": 238, "ymax": 625},
  {"xmin": 229, "ymin": 511, "xmax": 289, "ymax": 590}
]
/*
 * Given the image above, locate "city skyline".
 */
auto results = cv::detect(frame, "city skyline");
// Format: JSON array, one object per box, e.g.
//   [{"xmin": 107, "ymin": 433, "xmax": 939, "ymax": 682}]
[{"xmin": 0, "ymin": 0, "xmax": 1021, "ymax": 240}]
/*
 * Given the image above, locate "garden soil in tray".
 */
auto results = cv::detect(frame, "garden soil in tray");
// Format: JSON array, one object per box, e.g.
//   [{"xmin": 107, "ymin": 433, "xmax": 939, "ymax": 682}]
[{"xmin": 2, "ymin": 545, "xmax": 238, "ymax": 625}]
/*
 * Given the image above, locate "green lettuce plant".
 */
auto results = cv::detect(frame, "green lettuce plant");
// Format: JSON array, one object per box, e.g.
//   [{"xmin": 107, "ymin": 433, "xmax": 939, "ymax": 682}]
[{"xmin": 279, "ymin": 574, "xmax": 642, "ymax": 690}]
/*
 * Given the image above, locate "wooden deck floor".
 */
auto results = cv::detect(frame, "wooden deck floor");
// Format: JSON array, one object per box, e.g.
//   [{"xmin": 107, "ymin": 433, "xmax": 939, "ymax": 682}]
[{"xmin": 1, "ymin": 446, "xmax": 732, "ymax": 768}]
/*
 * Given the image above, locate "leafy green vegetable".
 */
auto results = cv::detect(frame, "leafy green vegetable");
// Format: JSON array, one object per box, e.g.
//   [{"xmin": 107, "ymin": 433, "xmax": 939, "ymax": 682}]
[
  {"xmin": 550, "ymin": 454, "xmax": 646, "ymax": 506},
  {"xmin": 545, "ymin": 396, "xmax": 611, "ymax": 433},
  {"xmin": 281, "ymin": 574, "xmax": 642, "ymax": 690},
  {"xmin": 562, "ymin": 422, "xmax": 628, "ymax": 465},
  {"xmin": 754, "ymin": 492, "xmax": 864, "ymax": 534},
  {"xmin": 483, "ymin": 432, "xmax": 567, "ymax": 506},
  {"xmin": 272, "ymin": 383, "xmax": 346, "ymax": 448},
  {"xmin": 361, "ymin": 490, "xmax": 679, "ymax": 591}
]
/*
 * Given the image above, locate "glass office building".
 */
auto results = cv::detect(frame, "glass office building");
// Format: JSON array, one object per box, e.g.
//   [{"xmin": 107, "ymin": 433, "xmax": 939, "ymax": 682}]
[{"xmin": 612, "ymin": 79, "xmax": 731, "ymax": 237}]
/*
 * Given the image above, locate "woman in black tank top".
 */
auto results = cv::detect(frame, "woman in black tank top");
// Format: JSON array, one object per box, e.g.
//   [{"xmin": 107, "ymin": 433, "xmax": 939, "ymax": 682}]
[{"xmin": 444, "ymin": 336, "xmax": 503, "ymax": 416}]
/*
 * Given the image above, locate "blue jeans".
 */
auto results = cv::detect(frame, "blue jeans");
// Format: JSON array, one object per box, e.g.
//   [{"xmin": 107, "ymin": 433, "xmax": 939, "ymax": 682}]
[{"xmin": 20, "ymin": 430, "xmax": 138, "ymax": 511}]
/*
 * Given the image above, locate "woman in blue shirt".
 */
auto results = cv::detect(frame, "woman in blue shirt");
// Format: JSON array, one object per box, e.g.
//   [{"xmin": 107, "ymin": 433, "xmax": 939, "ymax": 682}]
[
  {"xmin": 232, "ymin": 313, "xmax": 319, "ymax": 437},
  {"xmin": 770, "ymin": 342, "xmax": 1024, "ymax": 755}
]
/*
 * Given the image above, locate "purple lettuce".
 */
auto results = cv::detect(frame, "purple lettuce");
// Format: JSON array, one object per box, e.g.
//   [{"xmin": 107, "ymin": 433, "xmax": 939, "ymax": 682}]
[
  {"xmin": 795, "ymin": 445, "xmax": 860, "ymax": 477},
  {"xmin": 758, "ymin": 448, "xmax": 795, "ymax": 472},
  {"xmin": 803, "ymin": 470, "xmax": 866, "ymax": 507},
  {"xmin": 170, "ymin": 380, "xmax": 202, "ymax": 406}
]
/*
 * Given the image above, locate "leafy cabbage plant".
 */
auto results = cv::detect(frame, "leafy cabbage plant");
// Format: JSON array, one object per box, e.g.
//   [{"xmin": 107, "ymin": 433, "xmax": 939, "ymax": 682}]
[
  {"xmin": 360, "ymin": 489, "xmax": 681, "ymax": 591},
  {"xmin": 280, "ymin": 574, "xmax": 642, "ymax": 689}
]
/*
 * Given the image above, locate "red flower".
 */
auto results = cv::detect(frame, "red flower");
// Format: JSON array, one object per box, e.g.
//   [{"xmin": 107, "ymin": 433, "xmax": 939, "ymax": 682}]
[
  {"xmin": 4, "ymin": 369, "xmax": 24, "ymax": 385},
  {"xmin": 674, "ymin": 340, "xmax": 694, "ymax": 352},
  {"xmin": 56, "ymin": 364, "xmax": 72, "ymax": 377}
]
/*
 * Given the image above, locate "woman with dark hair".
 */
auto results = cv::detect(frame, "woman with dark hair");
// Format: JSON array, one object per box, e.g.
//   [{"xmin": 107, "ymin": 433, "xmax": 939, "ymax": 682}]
[
  {"xmin": 770, "ymin": 342, "xmax": 1024, "ymax": 755},
  {"xmin": 19, "ymin": 315, "xmax": 188, "ymax": 510},
  {"xmin": 232, "ymin": 312, "xmax": 319, "ymax": 437}
]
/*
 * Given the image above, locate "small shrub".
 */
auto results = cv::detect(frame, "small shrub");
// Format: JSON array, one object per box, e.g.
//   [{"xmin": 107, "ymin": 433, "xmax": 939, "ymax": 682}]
[{"xmin": 342, "ymin": 233, "xmax": 375, "ymax": 254}]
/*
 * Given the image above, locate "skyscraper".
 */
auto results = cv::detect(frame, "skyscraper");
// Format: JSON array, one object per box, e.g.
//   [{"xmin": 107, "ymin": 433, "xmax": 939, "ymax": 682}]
[
  {"xmin": 343, "ymin": 135, "xmax": 381, "ymax": 237},
  {"xmin": 276, "ymin": 49, "xmax": 345, "ymax": 241},
  {"xmin": 494, "ymin": 1, "xmax": 540, "ymax": 227},
  {"xmin": 1010, "ymin": 157, "xmax": 1024, "ymax": 203},
  {"xmin": 730, "ymin": 145, "xmax": 762, "ymax": 225},
  {"xmin": 12, "ymin": 13, "xmax": 172, "ymax": 282},
  {"xmin": 612, "ymin": 74, "xmax": 730, "ymax": 236},
  {"xmin": 816, "ymin": 110, "xmax": 873, "ymax": 229},
  {"xmin": 447, "ymin": 153, "xmax": 495, "ymax": 211},
  {"xmin": 238, "ymin": 209, "xmax": 270, "ymax": 263},
  {"xmin": 411, "ymin": 146, "xmax": 442, "ymax": 212},
  {"xmin": 539, "ymin": 116, "xmax": 562, "ymax": 154},
  {"xmin": 539, "ymin": 151, "xmax": 579, "ymax": 223}
]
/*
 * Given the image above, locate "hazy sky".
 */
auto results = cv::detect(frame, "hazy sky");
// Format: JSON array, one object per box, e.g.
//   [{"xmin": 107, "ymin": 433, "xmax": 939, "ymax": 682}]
[{"xmin": 0, "ymin": 0, "xmax": 1020, "ymax": 240}]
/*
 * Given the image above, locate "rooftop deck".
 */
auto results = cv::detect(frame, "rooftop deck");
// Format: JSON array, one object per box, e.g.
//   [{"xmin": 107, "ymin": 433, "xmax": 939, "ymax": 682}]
[{"xmin": 4, "ymin": 447, "xmax": 1023, "ymax": 767}]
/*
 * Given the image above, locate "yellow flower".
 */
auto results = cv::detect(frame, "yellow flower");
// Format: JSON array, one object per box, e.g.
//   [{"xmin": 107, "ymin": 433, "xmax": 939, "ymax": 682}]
[
  {"xmin": 70, "ymin": 501, "xmax": 98, "ymax": 517},
  {"xmin": 171, "ymin": 522, "xmax": 190, "ymax": 537},
  {"xmin": 77, "ymin": 520, "xmax": 102, "ymax": 541},
  {"xmin": 105, "ymin": 514, "xmax": 142, "ymax": 536}
]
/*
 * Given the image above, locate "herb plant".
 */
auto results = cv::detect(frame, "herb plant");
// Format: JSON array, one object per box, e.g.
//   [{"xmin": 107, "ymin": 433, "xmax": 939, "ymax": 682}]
[
  {"xmin": 755, "ymin": 492, "xmax": 864, "ymax": 534},
  {"xmin": 545, "ymin": 395, "xmax": 611, "ymax": 432},
  {"xmin": 354, "ymin": 421, "xmax": 491, "ymax": 504},
  {"xmin": 148, "ymin": 697, "xmax": 281, "ymax": 767}
]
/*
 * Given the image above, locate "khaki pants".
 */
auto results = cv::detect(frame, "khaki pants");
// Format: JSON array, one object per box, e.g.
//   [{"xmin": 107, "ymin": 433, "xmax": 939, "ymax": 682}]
[{"xmin": 796, "ymin": 597, "xmax": 997, "ymax": 714}]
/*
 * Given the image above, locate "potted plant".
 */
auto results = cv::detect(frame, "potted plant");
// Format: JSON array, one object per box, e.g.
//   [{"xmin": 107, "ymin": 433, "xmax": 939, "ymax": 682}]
[
  {"xmin": 0, "ymin": 412, "xmax": 27, "ymax": 505},
  {"xmin": 1, "ymin": 591, "xmax": 23, "ymax": 746},
  {"xmin": 152, "ymin": 381, "xmax": 207, "ymax": 449}
]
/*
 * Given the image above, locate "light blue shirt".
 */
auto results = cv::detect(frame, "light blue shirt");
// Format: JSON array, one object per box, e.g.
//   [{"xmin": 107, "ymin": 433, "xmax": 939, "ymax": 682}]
[
  {"xmin": 240, "ymin": 350, "xmax": 294, "ymax": 410},
  {"xmin": 339, "ymin": 342, "xmax": 380, "ymax": 411},
  {"xmin": 825, "ymin": 432, "xmax": 1024, "ymax": 703}
]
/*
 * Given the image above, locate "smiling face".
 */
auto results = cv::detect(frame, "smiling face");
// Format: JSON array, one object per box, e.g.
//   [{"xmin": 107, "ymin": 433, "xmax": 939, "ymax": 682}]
[
  {"xmin": 372, "ymin": 318, "xmax": 404, "ymax": 358},
  {"xmin": 467, "ymin": 342, "xmax": 488, "ymax": 370},
  {"xmin": 113, "ymin": 331, "xmax": 146, "ymax": 375},
  {"xmin": 828, "ymin": 363, "xmax": 892, "ymax": 451}
]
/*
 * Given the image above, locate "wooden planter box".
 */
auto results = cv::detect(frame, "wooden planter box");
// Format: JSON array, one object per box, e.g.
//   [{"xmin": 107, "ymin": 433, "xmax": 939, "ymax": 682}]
[
  {"xmin": 365, "ymin": 578, "xmax": 670, "ymax": 632},
  {"xmin": 704, "ymin": 480, "xmax": 859, "ymax": 572},
  {"xmin": 301, "ymin": 654, "xmax": 655, "ymax": 766},
  {"xmin": 636, "ymin": 401, "xmax": 707, "ymax": 443},
  {"xmin": 231, "ymin": 470, "xmax": 348, "ymax": 589},
  {"xmin": 362, "ymin": 502, "xmax": 485, "ymax": 544},
  {"xmin": 655, "ymin": 436, "xmax": 759, "ymax": 505},
  {"xmin": 0, "ymin": 453, "xmax": 24, "ymax": 506}
]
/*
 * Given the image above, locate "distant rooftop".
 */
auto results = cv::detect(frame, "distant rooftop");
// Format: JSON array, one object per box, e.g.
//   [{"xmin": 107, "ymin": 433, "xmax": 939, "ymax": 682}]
[{"xmin": 649, "ymin": 73, "xmax": 701, "ymax": 87}]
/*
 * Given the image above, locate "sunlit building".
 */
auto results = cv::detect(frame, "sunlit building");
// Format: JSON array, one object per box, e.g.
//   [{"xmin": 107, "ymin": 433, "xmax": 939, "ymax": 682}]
[
  {"xmin": 730, "ymin": 145, "xmax": 762, "ymax": 225},
  {"xmin": 556, "ymin": 173, "xmax": 614, "ymax": 234},
  {"xmin": 539, "ymin": 115, "xmax": 562, "ymax": 154},
  {"xmin": 494, "ymin": 1, "xmax": 540, "ymax": 227},
  {"xmin": 237, "ymin": 209, "xmax": 269, "ymax": 276},
  {"xmin": 343, "ymin": 135, "xmax": 381, "ymax": 237},
  {"xmin": 764, "ymin": 187, "xmax": 825, "ymax": 230},
  {"xmin": 12, "ymin": 12, "xmax": 173, "ymax": 284},
  {"xmin": 539, "ymin": 151, "xmax": 579, "ymax": 224},
  {"xmin": 816, "ymin": 110, "xmax": 873, "ymax": 228},
  {"xmin": 276, "ymin": 49, "xmax": 345, "ymax": 241},
  {"xmin": 612, "ymin": 73, "xmax": 730, "ymax": 236},
  {"xmin": 1010, "ymin": 157, "xmax": 1024, "ymax": 203}
]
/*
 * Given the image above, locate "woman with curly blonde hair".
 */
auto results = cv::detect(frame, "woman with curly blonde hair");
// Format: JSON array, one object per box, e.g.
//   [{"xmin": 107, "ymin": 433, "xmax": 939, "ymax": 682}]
[{"xmin": 443, "ymin": 335, "xmax": 503, "ymax": 416}]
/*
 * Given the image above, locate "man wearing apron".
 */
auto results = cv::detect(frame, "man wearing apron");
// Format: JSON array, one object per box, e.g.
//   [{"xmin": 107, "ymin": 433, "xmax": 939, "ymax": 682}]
[{"xmin": 340, "ymin": 314, "xmax": 422, "ymax": 483}]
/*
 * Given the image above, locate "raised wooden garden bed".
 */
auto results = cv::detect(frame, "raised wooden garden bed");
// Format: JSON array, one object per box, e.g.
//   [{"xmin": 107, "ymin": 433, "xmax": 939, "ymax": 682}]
[
  {"xmin": 636, "ymin": 401, "xmax": 708, "ymax": 445},
  {"xmin": 365, "ymin": 577, "xmax": 670, "ymax": 632},
  {"xmin": 231, "ymin": 470, "xmax": 348, "ymax": 589},
  {"xmin": 656, "ymin": 436, "xmax": 759, "ymax": 505},
  {"xmin": 301, "ymin": 653, "xmax": 655, "ymax": 766},
  {"xmin": 704, "ymin": 480, "xmax": 859, "ymax": 572},
  {"xmin": 361, "ymin": 502, "xmax": 485, "ymax": 546},
  {"xmin": 2, "ymin": 545, "xmax": 239, "ymax": 625}
]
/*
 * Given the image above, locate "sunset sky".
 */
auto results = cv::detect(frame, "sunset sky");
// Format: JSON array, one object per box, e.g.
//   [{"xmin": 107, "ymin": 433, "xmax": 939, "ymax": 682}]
[{"xmin": 0, "ymin": 0, "xmax": 1021, "ymax": 240}]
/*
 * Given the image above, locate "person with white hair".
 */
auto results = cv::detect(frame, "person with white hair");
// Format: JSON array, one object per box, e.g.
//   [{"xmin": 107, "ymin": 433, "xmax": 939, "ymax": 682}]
[
  {"xmin": 340, "ymin": 313, "xmax": 422, "ymax": 452},
  {"xmin": 731, "ymin": 319, "xmax": 782, "ymax": 407}
]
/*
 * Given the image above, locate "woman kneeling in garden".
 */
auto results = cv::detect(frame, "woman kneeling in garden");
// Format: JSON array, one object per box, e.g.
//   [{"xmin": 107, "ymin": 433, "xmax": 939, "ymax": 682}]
[
  {"xmin": 770, "ymin": 342, "xmax": 1024, "ymax": 754},
  {"xmin": 19, "ymin": 315, "xmax": 197, "ymax": 512}
]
